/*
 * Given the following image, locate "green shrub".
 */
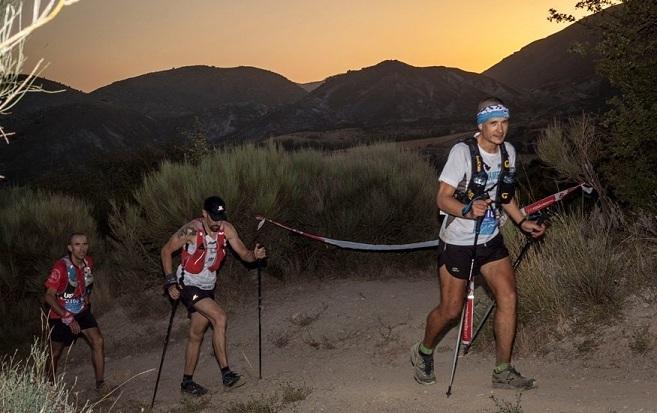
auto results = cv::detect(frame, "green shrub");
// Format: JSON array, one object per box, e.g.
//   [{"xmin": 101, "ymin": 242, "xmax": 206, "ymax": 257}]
[
  {"xmin": 0, "ymin": 187, "xmax": 100, "ymax": 350},
  {"xmin": 109, "ymin": 144, "xmax": 439, "ymax": 286}
]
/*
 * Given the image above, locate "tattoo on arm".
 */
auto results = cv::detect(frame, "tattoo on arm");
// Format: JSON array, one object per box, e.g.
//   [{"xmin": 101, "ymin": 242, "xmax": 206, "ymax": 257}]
[{"xmin": 176, "ymin": 225, "xmax": 197, "ymax": 239}]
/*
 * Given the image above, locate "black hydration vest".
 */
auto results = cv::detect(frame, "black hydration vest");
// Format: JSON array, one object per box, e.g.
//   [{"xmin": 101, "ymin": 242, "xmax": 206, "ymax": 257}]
[{"xmin": 454, "ymin": 137, "xmax": 515, "ymax": 208}]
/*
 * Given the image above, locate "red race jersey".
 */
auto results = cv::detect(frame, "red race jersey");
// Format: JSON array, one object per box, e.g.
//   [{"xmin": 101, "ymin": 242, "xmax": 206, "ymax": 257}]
[{"xmin": 44, "ymin": 255, "xmax": 94, "ymax": 319}]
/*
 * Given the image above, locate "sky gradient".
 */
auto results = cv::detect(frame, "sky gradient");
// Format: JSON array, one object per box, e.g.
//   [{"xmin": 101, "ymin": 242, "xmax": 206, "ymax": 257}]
[{"xmin": 25, "ymin": 0, "xmax": 585, "ymax": 92}]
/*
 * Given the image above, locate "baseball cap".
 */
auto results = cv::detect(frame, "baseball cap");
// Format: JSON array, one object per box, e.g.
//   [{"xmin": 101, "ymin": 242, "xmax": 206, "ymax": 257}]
[{"xmin": 203, "ymin": 196, "xmax": 227, "ymax": 221}]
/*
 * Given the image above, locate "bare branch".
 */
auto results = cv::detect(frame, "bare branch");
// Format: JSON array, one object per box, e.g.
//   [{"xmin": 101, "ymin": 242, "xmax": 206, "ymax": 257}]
[{"xmin": 0, "ymin": 0, "xmax": 81, "ymax": 145}]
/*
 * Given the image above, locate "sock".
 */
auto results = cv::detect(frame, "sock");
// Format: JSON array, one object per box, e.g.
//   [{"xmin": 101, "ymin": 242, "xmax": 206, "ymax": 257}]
[
  {"xmin": 419, "ymin": 343, "xmax": 433, "ymax": 356},
  {"xmin": 220, "ymin": 367, "xmax": 231, "ymax": 377},
  {"xmin": 182, "ymin": 374, "xmax": 193, "ymax": 384},
  {"xmin": 494, "ymin": 362, "xmax": 510, "ymax": 373}
]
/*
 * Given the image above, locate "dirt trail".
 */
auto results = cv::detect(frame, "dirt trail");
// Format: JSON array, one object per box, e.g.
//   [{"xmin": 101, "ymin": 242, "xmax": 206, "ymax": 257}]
[{"xmin": 59, "ymin": 276, "xmax": 657, "ymax": 412}]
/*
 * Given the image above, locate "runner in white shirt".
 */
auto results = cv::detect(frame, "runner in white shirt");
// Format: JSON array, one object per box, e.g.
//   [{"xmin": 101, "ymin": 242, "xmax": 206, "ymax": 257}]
[{"xmin": 411, "ymin": 97, "xmax": 545, "ymax": 390}]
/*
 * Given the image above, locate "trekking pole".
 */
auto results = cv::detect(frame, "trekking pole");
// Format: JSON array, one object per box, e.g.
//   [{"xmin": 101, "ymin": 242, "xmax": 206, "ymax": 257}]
[
  {"xmin": 255, "ymin": 218, "xmax": 266, "ymax": 380},
  {"xmin": 446, "ymin": 216, "xmax": 483, "ymax": 397},
  {"xmin": 463, "ymin": 216, "xmax": 544, "ymax": 355},
  {"xmin": 150, "ymin": 298, "xmax": 178, "ymax": 409},
  {"xmin": 257, "ymin": 260, "xmax": 263, "ymax": 379}
]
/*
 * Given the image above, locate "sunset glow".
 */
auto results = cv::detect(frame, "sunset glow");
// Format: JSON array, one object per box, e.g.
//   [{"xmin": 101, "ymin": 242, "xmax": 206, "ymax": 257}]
[{"xmin": 26, "ymin": 0, "xmax": 586, "ymax": 92}]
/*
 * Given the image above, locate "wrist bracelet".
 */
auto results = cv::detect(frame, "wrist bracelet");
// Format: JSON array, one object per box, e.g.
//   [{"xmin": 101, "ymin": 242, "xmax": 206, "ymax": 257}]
[{"xmin": 518, "ymin": 216, "xmax": 527, "ymax": 225}]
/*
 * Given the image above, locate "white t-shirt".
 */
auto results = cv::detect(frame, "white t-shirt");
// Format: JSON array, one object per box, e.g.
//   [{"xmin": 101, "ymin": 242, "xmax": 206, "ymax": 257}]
[{"xmin": 438, "ymin": 134, "xmax": 516, "ymax": 246}]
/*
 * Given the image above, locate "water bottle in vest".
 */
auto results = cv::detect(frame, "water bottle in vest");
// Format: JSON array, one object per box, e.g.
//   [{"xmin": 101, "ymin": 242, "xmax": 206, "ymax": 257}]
[{"xmin": 84, "ymin": 265, "xmax": 94, "ymax": 295}]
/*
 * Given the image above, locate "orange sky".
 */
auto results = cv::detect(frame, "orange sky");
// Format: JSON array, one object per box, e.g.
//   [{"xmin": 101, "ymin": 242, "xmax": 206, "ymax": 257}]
[{"xmin": 25, "ymin": 0, "xmax": 585, "ymax": 92}]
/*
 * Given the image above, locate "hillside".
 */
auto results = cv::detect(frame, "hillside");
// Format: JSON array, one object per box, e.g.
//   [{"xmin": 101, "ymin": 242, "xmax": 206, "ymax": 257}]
[
  {"xmin": 483, "ymin": 13, "xmax": 613, "ymax": 114},
  {"xmin": 0, "ymin": 101, "xmax": 162, "ymax": 182},
  {"xmin": 91, "ymin": 65, "xmax": 308, "ymax": 118},
  {"xmin": 237, "ymin": 60, "xmax": 527, "ymax": 140},
  {"xmin": 2, "ymin": 9, "xmax": 618, "ymax": 182},
  {"xmin": 8, "ymin": 77, "xmax": 89, "ymax": 116}
]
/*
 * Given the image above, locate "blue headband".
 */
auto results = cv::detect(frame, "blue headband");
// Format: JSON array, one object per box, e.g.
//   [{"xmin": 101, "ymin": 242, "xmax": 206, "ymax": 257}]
[{"xmin": 476, "ymin": 104, "xmax": 510, "ymax": 125}]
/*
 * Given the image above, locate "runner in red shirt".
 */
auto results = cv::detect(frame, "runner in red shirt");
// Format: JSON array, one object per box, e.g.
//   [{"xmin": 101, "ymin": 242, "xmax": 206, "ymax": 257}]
[{"xmin": 44, "ymin": 232, "xmax": 105, "ymax": 390}]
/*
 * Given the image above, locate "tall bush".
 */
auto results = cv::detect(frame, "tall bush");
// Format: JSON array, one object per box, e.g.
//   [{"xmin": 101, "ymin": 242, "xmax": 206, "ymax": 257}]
[
  {"xmin": 0, "ymin": 187, "xmax": 99, "ymax": 349},
  {"xmin": 109, "ymin": 144, "xmax": 439, "ymax": 285}
]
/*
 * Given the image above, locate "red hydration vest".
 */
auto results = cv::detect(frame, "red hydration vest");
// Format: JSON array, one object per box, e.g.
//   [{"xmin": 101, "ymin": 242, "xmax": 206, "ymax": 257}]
[{"xmin": 181, "ymin": 219, "xmax": 227, "ymax": 274}]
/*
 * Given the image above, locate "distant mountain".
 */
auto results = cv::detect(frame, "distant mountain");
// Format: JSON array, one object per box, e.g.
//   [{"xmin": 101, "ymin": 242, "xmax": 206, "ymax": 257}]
[
  {"xmin": 484, "ymin": 24, "xmax": 597, "ymax": 90},
  {"xmin": 7, "ymin": 77, "xmax": 89, "ymax": 118},
  {"xmin": 2, "ymin": 10, "xmax": 617, "ymax": 184},
  {"xmin": 0, "ymin": 67, "xmax": 311, "ymax": 181},
  {"xmin": 91, "ymin": 65, "xmax": 307, "ymax": 118},
  {"xmin": 483, "ymin": 13, "xmax": 613, "ymax": 113},
  {"xmin": 0, "ymin": 101, "xmax": 162, "ymax": 182},
  {"xmin": 88, "ymin": 65, "xmax": 308, "ymax": 141},
  {"xmin": 298, "ymin": 80, "xmax": 324, "ymax": 93},
  {"xmin": 237, "ymin": 60, "xmax": 527, "ymax": 139}
]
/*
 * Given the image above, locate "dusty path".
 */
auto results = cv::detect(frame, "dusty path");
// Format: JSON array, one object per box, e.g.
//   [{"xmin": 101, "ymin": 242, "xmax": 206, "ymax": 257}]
[{"xmin": 59, "ymin": 276, "xmax": 657, "ymax": 412}]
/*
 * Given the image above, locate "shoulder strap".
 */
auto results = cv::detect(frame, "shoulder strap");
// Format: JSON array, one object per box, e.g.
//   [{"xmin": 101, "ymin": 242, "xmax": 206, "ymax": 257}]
[
  {"xmin": 61, "ymin": 255, "xmax": 73, "ymax": 267},
  {"xmin": 496, "ymin": 143, "xmax": 515, "ymax": 205},
  {"xmin": 462, "ymin": 137, "xmax": 487, "ymax": 202}
]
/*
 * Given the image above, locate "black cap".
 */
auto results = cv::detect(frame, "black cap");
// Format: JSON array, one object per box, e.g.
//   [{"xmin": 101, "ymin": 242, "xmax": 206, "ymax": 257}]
[{"xmin": 203, "ymin": 196, "xmax": 227, "ymax": 221}]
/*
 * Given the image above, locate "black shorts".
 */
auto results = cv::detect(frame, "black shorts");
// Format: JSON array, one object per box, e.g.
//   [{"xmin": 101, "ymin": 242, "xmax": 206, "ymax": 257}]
[
  {"xmin": 48, "ymin": 309, "xmax": 99, "ymax": 346},
  {"xmin": 180, "ymin": 285, "xmax": 215, "ymax": 315},
  {"xmin": 438, "ymin": 233, "xmax": 509, "ymax": 280}
]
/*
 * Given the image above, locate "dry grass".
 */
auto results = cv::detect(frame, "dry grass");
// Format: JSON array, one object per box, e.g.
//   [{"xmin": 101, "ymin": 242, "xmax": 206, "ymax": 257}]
[
  {"xmin": 629, "ymin": 326, "xmax": 653, "ymax": 355},
  {"xmin": 226, "ymin": 382, "xmax": 312, "ymax": 413},
  {"xmin": 514, "ymin": 209, "xmax": 627, "ymax": 326},
  {"xmin": 0, "ymin": 338, "xmax": 93, "ymax": 413},
  {"xmin": 487, "ymin": 207, "xmax": 634, "ymax": 353},
  {"xmin": 490, "ymin": 393, "xmax": 523, "ymax": 413},
  {"xmin": 279, "ymin": 381, "xmax": 312, "ymax": 404},
  {"xmin": 623, "ymin": 212, "xmax": 657, "ymax": 291}
]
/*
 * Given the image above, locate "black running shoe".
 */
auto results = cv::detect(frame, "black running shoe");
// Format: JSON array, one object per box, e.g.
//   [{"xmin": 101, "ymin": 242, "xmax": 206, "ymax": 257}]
[
  {"xmin": 180, "ymin": 380, "xmax": 208, "ymax": 396},
  {"xmin": 222, "ymin": 371, "xmax": 244, "ymax": 388}
]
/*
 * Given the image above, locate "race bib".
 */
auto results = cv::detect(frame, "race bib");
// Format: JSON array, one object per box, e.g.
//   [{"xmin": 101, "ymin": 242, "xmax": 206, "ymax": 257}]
[{"xmin": 479, "ymin": 209, "xmax": 498, "ymax": 236}]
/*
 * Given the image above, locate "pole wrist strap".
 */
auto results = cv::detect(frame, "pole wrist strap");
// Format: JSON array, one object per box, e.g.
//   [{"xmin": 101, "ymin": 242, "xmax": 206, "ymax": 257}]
[{"xmin": 164, "ymin": 272, "xmax": 178, "ymax": 288}]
